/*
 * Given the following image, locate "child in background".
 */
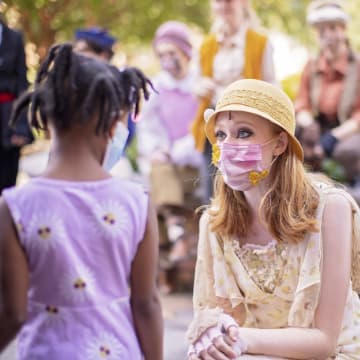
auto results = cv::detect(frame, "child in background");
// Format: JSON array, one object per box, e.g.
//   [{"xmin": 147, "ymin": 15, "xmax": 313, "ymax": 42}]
[
  {"xmin": 137, "ymin": 21, "xmax": 202, "ymax": 293},
  {"xmin": 0, "ymin": 43, "xmax": 163, "ymax": 359}
]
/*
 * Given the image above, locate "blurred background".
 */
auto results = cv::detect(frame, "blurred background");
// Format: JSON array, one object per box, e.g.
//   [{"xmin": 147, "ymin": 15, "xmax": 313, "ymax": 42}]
[{"xmin": 2, "ymin": 0, "xmax": 360, "ymax": 82}]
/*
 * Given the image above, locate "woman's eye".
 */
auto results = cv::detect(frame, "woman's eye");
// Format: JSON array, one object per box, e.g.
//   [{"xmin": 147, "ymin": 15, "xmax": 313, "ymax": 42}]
[
  {"xmin": 237, "ymin": 129, "xmax": 252, "ymax": 138},
  {"xmin": 215, "ymin": 130, "xmax": 227, "ymax": 141}
]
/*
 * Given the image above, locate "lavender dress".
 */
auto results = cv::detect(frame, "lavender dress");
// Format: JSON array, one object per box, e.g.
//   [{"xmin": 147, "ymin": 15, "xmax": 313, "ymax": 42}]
[{"xmin": 3, "ymin": 177, "xmax": 148, "ymax": 360}]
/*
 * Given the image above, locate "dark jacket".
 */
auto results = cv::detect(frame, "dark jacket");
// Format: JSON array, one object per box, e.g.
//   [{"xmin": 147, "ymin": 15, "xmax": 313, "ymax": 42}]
[{"xmin": 0, "ymin": 22, "xmax": 33, "ymax": 147}]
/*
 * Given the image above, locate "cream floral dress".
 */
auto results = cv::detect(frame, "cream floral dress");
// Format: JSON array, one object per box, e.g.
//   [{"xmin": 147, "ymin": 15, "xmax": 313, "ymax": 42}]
[{"xmin": 187, "ymin": 184, "xmax": 360, "ymax": 359}]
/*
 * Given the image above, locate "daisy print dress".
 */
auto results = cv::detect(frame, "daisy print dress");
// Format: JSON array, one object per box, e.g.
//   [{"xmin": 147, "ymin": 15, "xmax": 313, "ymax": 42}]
[{"xmin": 3, "ymin": 177, "xmax": 148, "ymax": 360}]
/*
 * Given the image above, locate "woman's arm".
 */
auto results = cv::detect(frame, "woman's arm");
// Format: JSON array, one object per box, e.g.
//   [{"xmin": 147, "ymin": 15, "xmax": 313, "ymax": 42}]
[
  {"xmin": 130, "ymin": 199, "xmax": 163, "ymax": 360},
  {"xmin": 0, "ymin": 198, "xmax": 29, "ymax": 351},
  {"xmin": 238, "ymin": 193, "xmax": 352, "ymax": 359}
]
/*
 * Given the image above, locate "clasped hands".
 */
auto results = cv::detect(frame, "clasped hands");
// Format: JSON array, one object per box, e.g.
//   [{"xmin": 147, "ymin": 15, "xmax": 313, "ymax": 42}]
[{"xmin": 188, "ymin": 314, "xmax": 247, "ymax": 360}]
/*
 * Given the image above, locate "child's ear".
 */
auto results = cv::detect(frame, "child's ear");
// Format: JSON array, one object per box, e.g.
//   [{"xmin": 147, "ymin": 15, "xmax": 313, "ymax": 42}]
[
  {"xmin": 273, "ymin": 131, "xmax": 289, "ymax": 156},
  {"xmin": 108, "ymin": 122, "xmax": 117, "ymax": 139}
]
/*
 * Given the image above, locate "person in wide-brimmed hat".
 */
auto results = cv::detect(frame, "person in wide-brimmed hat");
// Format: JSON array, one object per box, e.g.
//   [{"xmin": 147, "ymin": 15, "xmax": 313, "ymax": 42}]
[
  {"xmin": 186, "ymin": 78, "xmax": 360, "ymax": 359},
  {"xmin": 295, "ymin": 0, "xmax": 360, "ymax": 197}
]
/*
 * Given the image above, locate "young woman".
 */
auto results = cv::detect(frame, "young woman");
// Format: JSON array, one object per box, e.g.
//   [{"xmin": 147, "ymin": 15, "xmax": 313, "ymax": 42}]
[
  {"xmin": 0, "ymin": 43, "xmax": 163, "ymax": 360},
  {"xmin": 187, "ymin": 79, "xmax": 360, "ymax": 359}
]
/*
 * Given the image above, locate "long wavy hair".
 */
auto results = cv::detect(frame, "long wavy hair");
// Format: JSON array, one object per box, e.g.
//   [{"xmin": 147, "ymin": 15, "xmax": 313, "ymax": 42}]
[{"xmin": 208, "ymin": 141, "xmax": 322, "ymax": 244}]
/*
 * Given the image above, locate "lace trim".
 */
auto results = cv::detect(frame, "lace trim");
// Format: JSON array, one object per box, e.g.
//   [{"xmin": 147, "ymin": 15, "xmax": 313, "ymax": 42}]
[
  {"xmin": 232, "ymin": 239, "xmax": 288, "ymax": 294},
  {"xmin": 241, "ymin": 239, "xmax": 277, "ymax": 251},
  {"xmin": 186, "ymin": 307, "xmax": 223, "ymax": 344}
]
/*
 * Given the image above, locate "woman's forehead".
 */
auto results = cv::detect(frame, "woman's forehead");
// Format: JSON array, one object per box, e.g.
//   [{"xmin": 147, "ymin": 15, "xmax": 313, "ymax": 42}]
[{"xmin": 215, "ymin": 111, "xmax": 268, "ymax": 126}]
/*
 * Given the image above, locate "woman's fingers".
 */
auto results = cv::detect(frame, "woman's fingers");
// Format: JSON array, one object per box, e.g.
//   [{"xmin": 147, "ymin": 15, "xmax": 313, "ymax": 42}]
[
  {"xmin": 189, "ymin": 355, "xmax": 201, "ymax": 360},
  {"xmin": 213, "ymin": 335, "xmax": 238, "ymax": 359},
  {"xmin": 205, "ymin": 344, "xmax": 234, "ymax": 360},
  {"xmin": 188, "ymin": 344, "xmax": 200, "ymax": 360},
  {"xmin": 218, "ymin": 314, "xmax": 238, "ymax": 338},
  {"xmin": 227, "ymin": 325, "xmax": 239, "ymax": 342}
]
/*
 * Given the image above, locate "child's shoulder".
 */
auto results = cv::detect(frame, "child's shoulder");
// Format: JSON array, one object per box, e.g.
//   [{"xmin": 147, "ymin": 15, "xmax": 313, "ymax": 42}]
[
  {"xmin": 2, "ymin": 179, "xmax": 42, "ymax": 200},
  {"xmin": 112, "ymin": 178, "xmax": 148, "ymax": 196}
]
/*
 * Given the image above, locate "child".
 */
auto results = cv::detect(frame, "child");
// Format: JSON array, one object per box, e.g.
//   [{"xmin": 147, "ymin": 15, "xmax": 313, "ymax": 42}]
[
  {"xmin": 187, "ymin": 79, "xmax": 360, "ymax": 359},
  {"xmin": 137, "ymin": 21, "xmax": 202, "ymax": 293},
  {"xmin": 0, "ymin": 43, "xmax": 163, "ymax": 360}
]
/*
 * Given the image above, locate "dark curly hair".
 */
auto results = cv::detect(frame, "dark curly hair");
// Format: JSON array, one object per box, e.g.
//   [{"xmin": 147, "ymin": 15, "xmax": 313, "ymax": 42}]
[{"xmin": 10, "ymin": 42, "xmax": 152, "ymax": 135}]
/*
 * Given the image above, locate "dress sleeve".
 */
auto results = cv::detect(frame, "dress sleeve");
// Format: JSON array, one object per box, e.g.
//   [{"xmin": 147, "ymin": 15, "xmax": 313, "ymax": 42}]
[
  {"xmin": 2, "ymin": 187, "xmax": 26, "ymax": 246},
  {"xmin": 186, "ymin": 212, "xmax": 245, "ymax": 344}
]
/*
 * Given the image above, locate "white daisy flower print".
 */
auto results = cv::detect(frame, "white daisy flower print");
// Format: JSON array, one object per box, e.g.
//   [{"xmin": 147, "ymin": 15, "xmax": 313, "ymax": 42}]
[
  {"xmin": 27, "ymin": 212, "xmax": 66, "ymax": 252},
  {"xmin": 42, "ymin": 305, "xmax": 71, "ymax": 328},
  {"xmin": 92, "ymin": 201, "xmax": 130, "ymax": 239},
  {"xmin": 59, "ymin": 266, "xmax": 96, "ymax": 303},
  {"xmin": 86, "ymin": 332, "xmax": 123, "ymax": 360}
]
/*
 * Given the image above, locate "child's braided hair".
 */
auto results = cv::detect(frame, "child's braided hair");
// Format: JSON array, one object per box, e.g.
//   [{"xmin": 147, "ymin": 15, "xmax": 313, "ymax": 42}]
[{"xmin": 10, "ymin": 42, "xmax": 152, "ymax": 134}]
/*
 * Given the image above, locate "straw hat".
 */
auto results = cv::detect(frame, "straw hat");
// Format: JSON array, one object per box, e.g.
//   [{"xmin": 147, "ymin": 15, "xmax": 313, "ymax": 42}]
[
  {"xmin": 204, "ymin": 79, "xmax": 304, "ymax": 161},
  {"xmin": 306, "ymin": 0, "xmax": 350, "ymax": 25}
]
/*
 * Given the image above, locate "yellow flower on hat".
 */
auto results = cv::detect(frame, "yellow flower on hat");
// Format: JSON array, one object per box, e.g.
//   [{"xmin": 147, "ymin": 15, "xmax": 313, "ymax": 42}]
[
  {"xmin": 212, "ymin": 144, "xmax": 221, "ymax": 165},
  {"xmin": 248, "ymin": 170, "xmax": 269, "ymax": 185}
]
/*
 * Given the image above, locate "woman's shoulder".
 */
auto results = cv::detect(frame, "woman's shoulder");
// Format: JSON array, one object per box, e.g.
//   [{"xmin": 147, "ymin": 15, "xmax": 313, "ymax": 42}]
[{"xmin": 313, "ymin": 181, "xmax": 356, "ymax": 205}]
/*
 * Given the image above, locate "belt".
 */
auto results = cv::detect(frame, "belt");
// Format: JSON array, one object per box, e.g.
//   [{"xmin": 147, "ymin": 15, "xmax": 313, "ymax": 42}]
[{"xmin": 0, "ymin": 92, "xmax": 15, "ymax": 103}]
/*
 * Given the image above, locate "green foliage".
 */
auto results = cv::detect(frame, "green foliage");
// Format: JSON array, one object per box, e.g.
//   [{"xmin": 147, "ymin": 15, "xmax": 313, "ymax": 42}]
[
  {"xmin": 4, "ymin": 0, "xmax": 210, "ymax": 57},
  {"xmin": 322, "ymin": 158, "xmax": 347, "ymax": 183},
  {"xmin": 281, "ymin": 72, "xmax": 301, "ymax": 101},
  {"xmin": 253, "ymin": 0, "xmax": 313, "ymax": 44},
  {"xmin": 3, "ymin": 0, "xmax": 360, "ymax": 59}
]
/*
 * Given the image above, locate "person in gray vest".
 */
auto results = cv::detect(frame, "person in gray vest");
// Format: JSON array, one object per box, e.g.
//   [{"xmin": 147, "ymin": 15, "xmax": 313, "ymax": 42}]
[{"xmin": 295, "ymin": 0, "xmax": 360, "ymax": 191}]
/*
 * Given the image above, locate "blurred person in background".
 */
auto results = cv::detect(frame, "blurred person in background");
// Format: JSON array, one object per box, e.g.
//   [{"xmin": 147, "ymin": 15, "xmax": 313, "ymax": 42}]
[
  {"xmin": 74, "ymin": 27, "xmax": 116, "ymax": 62},
  {"xmin": 137, "ymin": 21, "xmax": 202, "ymax": 293},
  {"xmin": 74, "ymin": 27, "xmax": 136, "ymax": 176},
  {"xmin": 0, "ymin": 18, "xmax": 33, "ymax": 194},
  {"xmin": 295, "ymin": 0, "xmax": 360, "ymax": 199},
  {"xmin": 191, "ymin": 0, "xmax": 276, "ymax": 201}
]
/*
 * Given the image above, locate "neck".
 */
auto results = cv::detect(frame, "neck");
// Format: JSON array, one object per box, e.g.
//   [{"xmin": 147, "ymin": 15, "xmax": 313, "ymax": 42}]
[
  {"xmin": 243, "ymin": 183, "xmax": 266, "ymax": 216},
  {"xmin": 43, "ymin": 128, "xmax": 109, "ymax": 181},
  {"xmin": 242, "ymin": 181, "xmax": 274, "ymax": 244},
  {"xmin": 215, "ymin": 17, "xmax": 243, "ymax": 41},
  {"xmin": 323, "ymin": 43, "xmax": 348, "ymax": 64}
]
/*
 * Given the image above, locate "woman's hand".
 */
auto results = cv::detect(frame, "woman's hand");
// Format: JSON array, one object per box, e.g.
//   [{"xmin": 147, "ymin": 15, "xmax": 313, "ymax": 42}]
[
  {"xmin": 187, "ymin": 314, "xmax": 247, "ymax": 360},
  {"xmin": 193, "ymin": 77, "xmax": 216, "ymax": 100}
]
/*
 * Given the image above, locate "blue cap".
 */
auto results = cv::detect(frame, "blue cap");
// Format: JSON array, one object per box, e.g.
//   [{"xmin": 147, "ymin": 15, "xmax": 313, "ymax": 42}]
[{"xmin": 75, "ymin": 27, "xmax": 117, "ymax": 50}]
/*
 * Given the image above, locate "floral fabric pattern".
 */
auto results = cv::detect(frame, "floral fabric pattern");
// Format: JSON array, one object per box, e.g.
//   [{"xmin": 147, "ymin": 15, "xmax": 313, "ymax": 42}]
[
  {"xmin": 190, "ymin": 184, "xmax": 360, "ymax": 358},
  {"xmin": 3, "ymin": 177, "xmax": 148, "ymax": 360}
]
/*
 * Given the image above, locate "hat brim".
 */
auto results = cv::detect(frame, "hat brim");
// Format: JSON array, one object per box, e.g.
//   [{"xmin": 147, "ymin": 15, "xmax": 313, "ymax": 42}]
[
  {"xmin": 307, "ymin": 7, "xmax": 350, "ymax": 25},
  {"xmin": 205, "ymin": 104, "xmax": 304, "ymax": 161}
]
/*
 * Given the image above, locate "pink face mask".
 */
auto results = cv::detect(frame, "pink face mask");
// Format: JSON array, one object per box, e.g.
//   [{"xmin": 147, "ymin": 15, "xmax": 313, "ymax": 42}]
[{"xmin": 218, "ymin": 139, "xmax": 276, "ymax": 191}]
